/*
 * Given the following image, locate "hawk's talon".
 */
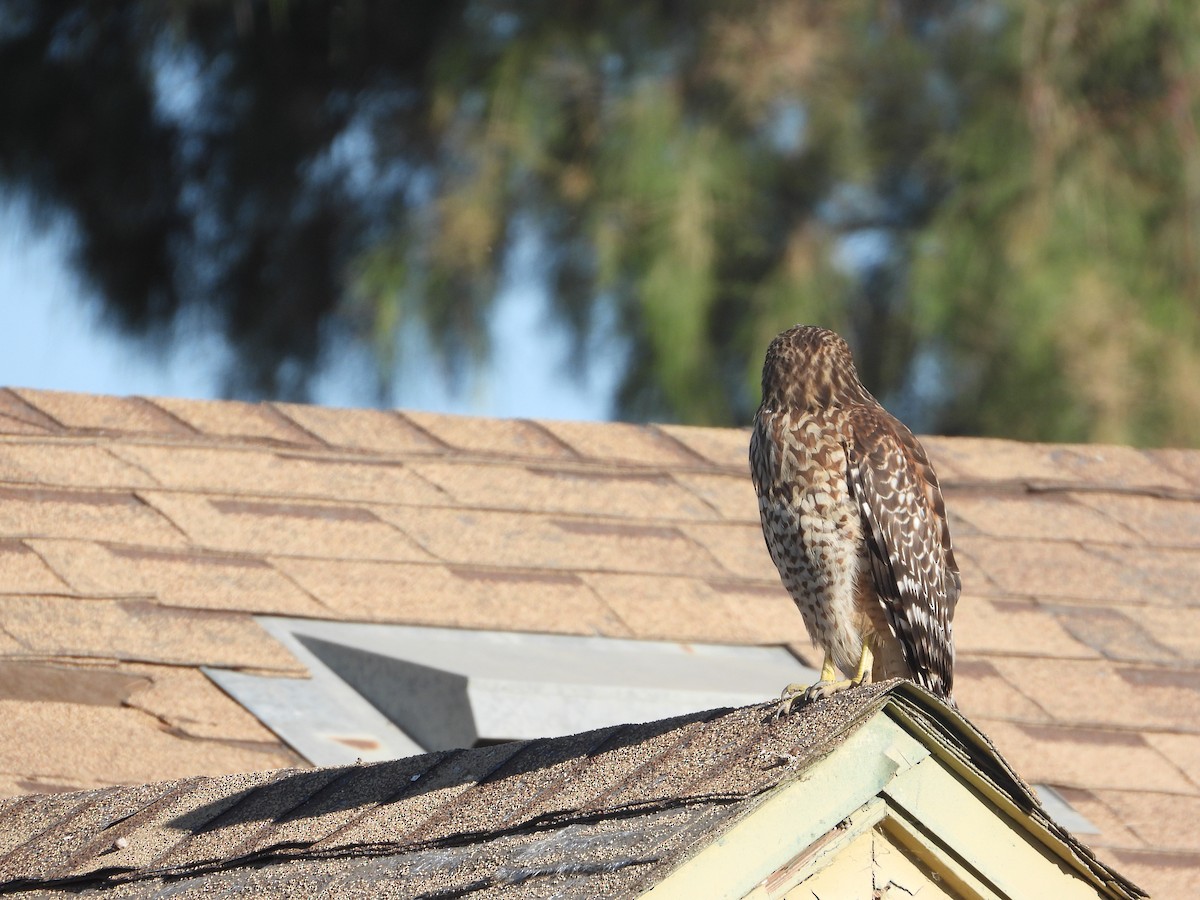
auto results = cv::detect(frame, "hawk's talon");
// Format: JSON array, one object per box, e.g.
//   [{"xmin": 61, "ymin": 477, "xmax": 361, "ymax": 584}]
[
  {"xmin": 773, "ymin": 682, "xmax": 809, "ymax": 718},
  {"xmin": 774, "ymin": 648, "xmax": 874, "ymax": 717}
]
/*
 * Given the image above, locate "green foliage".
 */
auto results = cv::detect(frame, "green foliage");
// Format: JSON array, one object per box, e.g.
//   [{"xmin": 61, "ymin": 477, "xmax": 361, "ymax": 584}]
[
  {"xmin": 913, "ymin": 0, "xmax": 1200, "ymax": 445},
  {"xmin": 4, "ymin": 0, "xmax": 1200, "ymax": 443},
  {"xmin": 353, "ymin": 0, "xmax": 899, "ymax": 425}
]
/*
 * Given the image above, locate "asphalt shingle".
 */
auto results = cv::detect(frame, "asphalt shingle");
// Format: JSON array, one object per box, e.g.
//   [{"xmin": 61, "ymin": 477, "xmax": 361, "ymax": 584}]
[
  {"xmin": 147, "ymin": 396, "xmax": 317, "ymax": 445},
  {"xmin": 402, "ymin": 411, "xmax": 576, "ymax": 460},
  {"xmin": 0, "ymin": 596, "xmax": 303, "ymax": 672},
  {"xmin": 274, "ymin": 558, "xmax": 630, "ymax": 636},
  {"xmin": 274, "ymin": 403, "xmax": 443, "ymax": 455},
  {"xmin": 412, "ymin": 461, "xmax": 717, "ymax": 520},
  {"xmin": 0, "ymin": 486, "xmax": 187, "ymax": 547},
  {"xmin": 0, "ymin": 684, "xmax": 1142, "ymax": 899},
  {"xmin": 141, "ymin": 492, "xmax": 432, "ymax": 561},
  {"xmin": 28, "ymin": 540, "xmax": 327, "ymax": 615},
  {"xmin": 534, "ymin": 419, "xmax": 705, "ymax": 468},
  {"xmin": 12, "ymin": 389, "xmax": 193, "ymax": 437},
  {"xmin": 0, "ymin": 389, "xmax": 1190, "ymax": 897}
]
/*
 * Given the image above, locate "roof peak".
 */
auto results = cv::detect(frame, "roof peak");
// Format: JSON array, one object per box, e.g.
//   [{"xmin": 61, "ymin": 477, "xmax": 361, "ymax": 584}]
[{"xmin": 0, "ymin": 682, "xmax": 1143, "ymax": 899}]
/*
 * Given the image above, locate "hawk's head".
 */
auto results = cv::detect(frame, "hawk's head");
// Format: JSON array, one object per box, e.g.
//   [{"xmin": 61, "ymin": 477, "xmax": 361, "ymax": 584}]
[{"xmin": 759, "ymin": 325, "xmax": 870, "ymax": 412}]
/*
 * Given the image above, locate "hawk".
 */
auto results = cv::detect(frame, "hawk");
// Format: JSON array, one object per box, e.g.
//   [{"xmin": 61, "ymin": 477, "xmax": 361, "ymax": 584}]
[{"xmin": 749, "ymin": 325, "xmax": 960, "ymax": 709}]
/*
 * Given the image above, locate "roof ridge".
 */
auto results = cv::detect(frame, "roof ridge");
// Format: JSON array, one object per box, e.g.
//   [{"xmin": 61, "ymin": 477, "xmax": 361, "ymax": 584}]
[
  {"xmin": 0, "ymin": 693, "xmax": 885, "ymax": 892},
  {"xmin": 0, "ymin": 682, "xmax": 1148, "ymax": 899}
]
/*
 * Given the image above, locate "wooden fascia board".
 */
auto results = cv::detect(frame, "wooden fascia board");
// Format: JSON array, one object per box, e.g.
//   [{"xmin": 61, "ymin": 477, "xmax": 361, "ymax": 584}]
[
  {"xmin": 642, "ymin": 698, "xmax": 1139, "ymax": 900},
  {"xmin": 640, "ymin": 713, "xmax": 930, "ymax": 900},
  {"xmin": 882, "ymin": 751, "xmax": 1110, "ymax": 899},
  {"xmin": 744, "ymin": 797, "xmax": 890, "ymax": 899},
  {"xmin": 883, "ymin": 695, "xmax": 1143, "ymax": 900}
]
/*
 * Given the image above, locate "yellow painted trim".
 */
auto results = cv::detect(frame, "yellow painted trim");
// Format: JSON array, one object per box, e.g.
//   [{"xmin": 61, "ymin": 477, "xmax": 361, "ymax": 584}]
[
  {"xmin": 639, "ymin": 715, "xmax": 929, "ymax": 900},
  {"xmin": 883, "ymin": 754, "xmax": 1106, "ymax": 899},
  {"xmin": 642, "ymin": 703, "xmax": 1136, "ymax": 900},
  {"xmin": 881, "ymin": 802, "xmax": 1005, "ymax": 900},
  {"xmin": 883, "ymin": 699, "xmax": 1137, "ymax": 898},
  {"xmin": 743, "ymin": 798, "xmax": 887, "ymax": 899},
  {"xmin": 791, "ymin": 825, "xmax": 962, "ymax": 899}
]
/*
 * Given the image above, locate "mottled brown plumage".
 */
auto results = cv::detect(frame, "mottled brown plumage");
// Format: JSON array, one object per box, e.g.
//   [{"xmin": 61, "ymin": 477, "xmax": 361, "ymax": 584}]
[{"xmin": 750, "ymin": 325, "xmax": 960, "ymax": 704}]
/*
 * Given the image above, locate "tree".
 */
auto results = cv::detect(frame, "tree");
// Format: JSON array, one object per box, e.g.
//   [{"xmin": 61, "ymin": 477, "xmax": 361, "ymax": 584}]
[
  {"xmin": 2, "ymin": 0, "xmax": 1198, "ymax": 445},
  {"xmin": 913, "ymin": 1, "xmax": 1200, "ymax": 446}
]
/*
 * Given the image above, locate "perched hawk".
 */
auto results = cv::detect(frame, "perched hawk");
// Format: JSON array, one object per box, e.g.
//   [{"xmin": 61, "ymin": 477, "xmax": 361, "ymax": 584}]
[{"xmin": 749, "ymin": 325, "xmax": 960, "ymax": 709}]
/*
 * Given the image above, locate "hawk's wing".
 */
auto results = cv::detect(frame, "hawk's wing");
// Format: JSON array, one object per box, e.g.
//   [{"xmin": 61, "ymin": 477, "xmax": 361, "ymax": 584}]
[{"xmin": 845, "ymin": 406, "xmax": 960, "ymax": 698}]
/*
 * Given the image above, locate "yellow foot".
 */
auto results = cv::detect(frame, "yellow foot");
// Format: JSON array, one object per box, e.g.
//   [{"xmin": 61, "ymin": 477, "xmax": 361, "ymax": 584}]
[
  {"xmin": 774, "ymin": 645, "xmax": 876, "ymax": 717},
  {"xmin": 774, "ymin": 678, "xmax": 856, "ymax": 717}
]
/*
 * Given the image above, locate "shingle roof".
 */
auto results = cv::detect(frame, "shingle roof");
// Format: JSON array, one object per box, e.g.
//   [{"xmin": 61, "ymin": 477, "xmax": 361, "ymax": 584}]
[
  {"xmin": 0, "ymin": 682, "xmax": 1144, "ymax": 898},
  {"xmin": 0, "ymin": 387, "xmax": 1196, "ymax": 896}
]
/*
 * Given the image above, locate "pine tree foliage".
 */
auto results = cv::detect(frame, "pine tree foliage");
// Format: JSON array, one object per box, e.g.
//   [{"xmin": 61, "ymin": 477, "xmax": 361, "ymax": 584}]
[{"xmin": 2, "ymin": 0, "xmax": 1198, "ymax": 444}]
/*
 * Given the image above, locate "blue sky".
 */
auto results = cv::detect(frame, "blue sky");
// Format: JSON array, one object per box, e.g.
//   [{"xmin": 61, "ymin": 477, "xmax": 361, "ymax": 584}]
[{"xmin": 0, "ymin": 193, "xmax": 618, "ymax": 421}]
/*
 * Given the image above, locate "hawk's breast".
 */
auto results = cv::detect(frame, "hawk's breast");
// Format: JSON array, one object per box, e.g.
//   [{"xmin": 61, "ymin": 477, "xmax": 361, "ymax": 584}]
[{"xmin": 753, "ymin": 409, "xmax": 869, "ymax": 672}]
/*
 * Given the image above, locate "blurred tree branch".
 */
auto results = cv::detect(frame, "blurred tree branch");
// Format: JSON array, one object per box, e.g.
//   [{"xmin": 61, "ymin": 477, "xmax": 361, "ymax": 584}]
[{"xmin": 2, "ymin": 0, "xmax": 1198, "ymax": 444}]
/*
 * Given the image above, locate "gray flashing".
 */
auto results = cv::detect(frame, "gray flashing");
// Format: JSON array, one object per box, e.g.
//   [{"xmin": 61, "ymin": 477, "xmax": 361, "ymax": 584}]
[
  {"xmin": 1033, "ymin": 783, "xmax": 1101, "ymax": 835},
  {"xmin": 206, "ymin": 617, "xmax": 819, "ymax": 766}
]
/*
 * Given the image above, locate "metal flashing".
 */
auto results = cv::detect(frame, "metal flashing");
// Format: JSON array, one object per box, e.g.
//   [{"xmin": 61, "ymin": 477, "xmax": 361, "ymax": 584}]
[{"xmin": 207, "ymin": 617, "xmax": 819, "ymax": 765}]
